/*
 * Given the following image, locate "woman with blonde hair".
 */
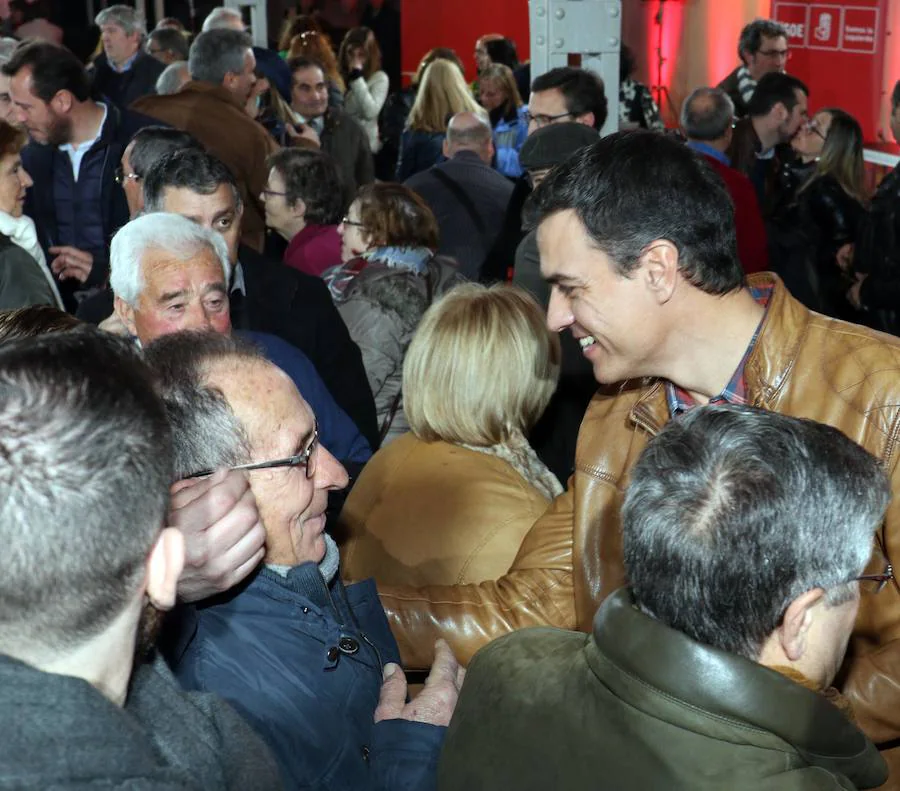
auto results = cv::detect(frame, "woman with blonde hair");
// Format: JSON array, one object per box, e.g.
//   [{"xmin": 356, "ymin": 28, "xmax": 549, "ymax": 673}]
[
  {"xmin": 478, "ymin": 63, "xmax": 527, "ymax": 178},
  {"xmin": 339, "ymin": 283, "xmax": 562, "ymax": 610},
  {"xmin": 339, "ymin": 27, "xmax": 389, "ymax": 154},
  {"xmin": 287, "ymin": 29, "xmax": 345, "ymax": 109},
  {"xmin": 396, "ymin": 58, "xmax": 483, "ymax": 180}
]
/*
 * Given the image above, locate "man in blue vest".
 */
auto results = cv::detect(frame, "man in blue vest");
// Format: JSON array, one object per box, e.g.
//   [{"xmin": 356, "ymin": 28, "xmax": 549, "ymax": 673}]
[{"xmin": 4, "ymin": 40, "xmax": 155, "ymax": 310}]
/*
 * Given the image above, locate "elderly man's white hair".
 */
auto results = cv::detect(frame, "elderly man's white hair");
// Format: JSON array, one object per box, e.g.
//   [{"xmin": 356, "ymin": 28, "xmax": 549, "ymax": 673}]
[
  {"xmin": 0, "ymin": 37, "xmax": 19, "ymax": 64},
  {"xmin": 156, "ymin": 61, "xmax": 190, "ymax": 95},
  {"xmin": 110, "ymin": 212, "xmax": 232, "ymax": 306},
  {"xmin": 202, "ymin": 7, "xmax": 245, "ymax": 32}
]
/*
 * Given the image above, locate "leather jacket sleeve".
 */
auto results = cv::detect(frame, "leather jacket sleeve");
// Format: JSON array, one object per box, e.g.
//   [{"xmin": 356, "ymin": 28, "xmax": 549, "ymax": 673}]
[
  {"xmin": 802, "ymin": 176, "xmax": 861, "ymax": 255},
  {"xmin": 378, "ymin": 484, "xmax": 577, "ymax": 669}
]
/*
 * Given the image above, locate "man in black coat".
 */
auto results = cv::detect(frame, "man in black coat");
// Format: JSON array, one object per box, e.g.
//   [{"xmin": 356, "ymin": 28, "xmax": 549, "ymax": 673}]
[{"xmin": 91, "ymin": 5, "xmax": 164, "ymax": 110}]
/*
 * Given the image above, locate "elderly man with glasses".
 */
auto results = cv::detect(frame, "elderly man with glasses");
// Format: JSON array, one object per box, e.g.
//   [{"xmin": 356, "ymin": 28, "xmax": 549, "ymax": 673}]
[{"xmin": 145, "ymin": 330, "xmax": 459, "ymax": 791}]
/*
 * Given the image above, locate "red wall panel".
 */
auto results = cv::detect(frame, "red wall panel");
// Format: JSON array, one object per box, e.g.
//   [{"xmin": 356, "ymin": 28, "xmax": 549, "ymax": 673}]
[{"xmin": 400, "ymin": 0, "xmax": 531, "ymax": 84}]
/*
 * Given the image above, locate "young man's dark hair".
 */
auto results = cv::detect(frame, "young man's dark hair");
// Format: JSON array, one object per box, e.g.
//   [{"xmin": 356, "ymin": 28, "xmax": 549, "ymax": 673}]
[
  {"xmin": 737, "ymin": 18, "xmax": 788, "ymax": 61},
  {"xmin": 146, "ymin": 26, "xmax": 190, "ymax": 62},
  {"xmin": 287, "ymin": 55, "xmax": 326, "ymax": 76},
  {"xmin": 532, "ymin": 130, "xmax": 743, "ymax": 295},
  {"xmin": 266, "ymin": 148, "xmax": 343, "ymax": 225},
  {"xmin": 746, "ymin": 71, "xmax": 808, "ymax": 118},
  {"xmin": 128, "ymin": 126, "xmax": 202, "ymax": 181},
  {"xmin": 530, "ymin": 67, "xmax": 608, "ymax": 131},
  {"xmin": 1, "ymin": 40, "xmax": 91, "ymax": 103},
  {"xmin": 143, "ymin": 147, "xmax": 243, "ymax": 213}
]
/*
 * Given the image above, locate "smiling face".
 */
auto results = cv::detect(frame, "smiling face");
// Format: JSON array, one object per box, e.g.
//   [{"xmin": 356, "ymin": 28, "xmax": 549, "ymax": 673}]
[
  {"xmin": 539, "ymin": 209, "xmax": 663, "ymax": 385},
  {"xmin": 211, "ymin": 358, "xmax": 349, "ymax": 566},
  {"xmin": 0, "ymin": 150, "xmax": 32, "ymax": 217},
  {"xmin": 291, "ymin": 64, "xmax": 329, "ymax": 119},
  {"xmin": 117, "ymin": 245, "xmax": 231, "ymax": 345},
  {"xmin": 100, "ymin": 22, "xmax": 141, "ymax": 68}
]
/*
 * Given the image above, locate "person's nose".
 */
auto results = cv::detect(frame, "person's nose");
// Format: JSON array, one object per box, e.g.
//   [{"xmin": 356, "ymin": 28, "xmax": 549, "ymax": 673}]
[
  {"xmin": 20, "ymin": 167, "xmax": 32, "ymax": 189},
  {"xmin": 546, "ymin": 287, "xmax": 574, "ymax": 333},
  {"xmin": 314, "ymin": 444, "xmax": 349, "ymax": 491},
  {"xmin": 183, "ymin": 301, "xmax": 214, "ymax": 332}
]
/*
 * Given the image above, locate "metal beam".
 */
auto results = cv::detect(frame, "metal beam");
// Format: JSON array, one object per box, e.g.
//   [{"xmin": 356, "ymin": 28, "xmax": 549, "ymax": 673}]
[{"xmin": 529, "ymin": 0, "xmax": 622, "ymax": 137}]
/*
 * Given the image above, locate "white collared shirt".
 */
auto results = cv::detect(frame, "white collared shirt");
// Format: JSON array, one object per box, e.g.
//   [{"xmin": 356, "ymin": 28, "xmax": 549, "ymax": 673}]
[{"xmin": 59, "ymin": 102, "xmax": 108, "ymax": 181}]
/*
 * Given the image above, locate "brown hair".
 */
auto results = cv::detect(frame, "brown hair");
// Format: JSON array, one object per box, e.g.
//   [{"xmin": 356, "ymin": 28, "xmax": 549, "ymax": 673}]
[
  {"xmin": 355, "ymin": 183, "xmax": 439, "ymax": 250},
  {"xmin": 413, "ymin": 47, "xmax": 465, "ymax": 86},
  {"xmin": 287, "ymin": 30, "xmax": 345, "ymax": 93},
  {"xmin": 478, "ymin": 63, "xmax": 522, "ymax": 117},
  {"xmin": 277, "ymin": 12, "xmax": 325, "ymax": 52},
  {"xmin": 0, "ymin": 306, "xmax": 80, "ymax": 342},
  {"xmin": 338, "ymin": 26, "xmax": 381, "ymax": 81},
  {"xmin": 0, "ymin": 121, "xmax": 26, "ymax": 160}
]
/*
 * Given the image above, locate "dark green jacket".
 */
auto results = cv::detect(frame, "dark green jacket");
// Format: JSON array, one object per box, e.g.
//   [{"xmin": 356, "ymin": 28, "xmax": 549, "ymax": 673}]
[{"xmin": 438, "ymin": 589, "xmax": 887, "ymax": 791}]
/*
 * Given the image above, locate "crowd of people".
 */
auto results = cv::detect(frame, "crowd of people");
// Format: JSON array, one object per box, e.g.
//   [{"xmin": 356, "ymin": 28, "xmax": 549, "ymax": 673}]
[{"xmin": 3, "ymin": 4, "xmax": 900, "ymax": 790}]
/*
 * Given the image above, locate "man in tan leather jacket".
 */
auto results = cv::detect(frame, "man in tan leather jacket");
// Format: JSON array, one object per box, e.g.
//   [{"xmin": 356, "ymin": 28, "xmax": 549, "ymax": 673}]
[{"xmin": 378, "ymin": 130, "xmax": 900, "ymax": 779}]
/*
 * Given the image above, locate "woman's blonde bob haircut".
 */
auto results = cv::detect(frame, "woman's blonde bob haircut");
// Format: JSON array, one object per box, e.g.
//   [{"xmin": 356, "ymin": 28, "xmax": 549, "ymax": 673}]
[
  {"xmin": 407, "ymin": 58, "xmax": 482, "ymax": 134},
  {"xmin": 403, "ymin": 283, "xmax": 560, "ymax": 446}
]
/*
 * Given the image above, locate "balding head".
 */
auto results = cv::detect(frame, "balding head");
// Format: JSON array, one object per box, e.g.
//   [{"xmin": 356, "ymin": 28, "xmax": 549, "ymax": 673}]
[
  {"xmin": 443, "ymin": 111, "xmax": 494, "ymax": 164},
  {"xmin": 202, "ymin": 7, "xmax": 245, "ymax": 32},
  {"xmin": 681, "ymin": 87, "xmax": 735, "ymax": 150}
]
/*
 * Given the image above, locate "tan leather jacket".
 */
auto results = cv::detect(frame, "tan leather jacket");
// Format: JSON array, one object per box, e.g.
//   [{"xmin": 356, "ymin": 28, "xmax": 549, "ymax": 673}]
[
  {"xmin": 339, "ymin": 434, "xmax": 553, "ymax": 586},
  {"xmin": 380, "ymin": 274, "xmax": 900, "ymax": 748}
]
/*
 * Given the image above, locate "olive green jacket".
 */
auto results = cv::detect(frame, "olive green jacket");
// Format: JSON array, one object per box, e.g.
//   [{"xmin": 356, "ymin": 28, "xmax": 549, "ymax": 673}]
[{"xmin": 437, "ymin": 589, "xmax": 887, "ymax": 791}]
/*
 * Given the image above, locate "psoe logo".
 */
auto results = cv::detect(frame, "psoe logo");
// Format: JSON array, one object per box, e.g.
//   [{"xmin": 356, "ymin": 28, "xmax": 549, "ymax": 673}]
[
  {"xmin": 814, "ymin": 13, "xmax": 832, "ymax": 42},
  {"xmin": 784, "ymin": 22, "xmax": 805, "ymax": 39}
]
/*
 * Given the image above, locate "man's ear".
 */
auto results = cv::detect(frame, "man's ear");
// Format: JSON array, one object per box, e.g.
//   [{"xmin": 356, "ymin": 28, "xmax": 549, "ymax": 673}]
[
  {"xmin": 575, "ymin": 111, "xmax": 596, "ymax": 129},
  {"xmin": 773, "ymin": 101, "xmax": 789, "ymax": 124},
  {"xmin": 442, "ymin": 138, "xmax": 450, "ymax": 158},
  {"xmin": 145, "ymin": 527, "xmax": 185, "ymax": 611},
  {"xmin": 779, "ymin": 588, "xmax": 824, "ymax": 662},
  {"xmin": 639, "ymin": 240, "xmax": 679, "ymax": 305},
  {"xmin": 50, "ymin": 89, "xmax": 72, "ymax": 116},
  {"xmin": 113, "ymin": 294, "xmax": 138, "ymax": 337}
]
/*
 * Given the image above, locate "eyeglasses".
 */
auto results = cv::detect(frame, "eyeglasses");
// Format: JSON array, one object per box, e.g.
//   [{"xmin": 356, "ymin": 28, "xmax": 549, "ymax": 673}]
[
  {"xmin": 523, "ymin": 110, "xmax": 575, "ymax": 128},
  {"xmin": 853, "ymin": 561, "xmax": 894, "ymax": 595},
  {"xmin": 184, "ymin": 421, "xmax": 319, "ymax": 481},
  {"xmin": 115, "ymin": 166, "xmax": 141, "ymax": 185},
  {"xmin": 341, "ymin": 216, "xmax": 365, "ymax": 228},
  {"xmin": 805, "ymin": 118, "xmax": 827, "ymax": 141},
  {"xmin": 758, "ymin": 48, "xmax": 790, "ymax": 60}
]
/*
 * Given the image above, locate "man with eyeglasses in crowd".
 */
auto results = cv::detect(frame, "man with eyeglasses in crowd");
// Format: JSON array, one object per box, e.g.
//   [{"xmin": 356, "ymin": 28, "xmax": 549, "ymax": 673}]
[
  {"xmin": 145, "ymin": 330, "xmax": 460, "ymax": 790},
  {"xmin": 717, "ymin": 18, "xmax": 790, "ymax": 119}
]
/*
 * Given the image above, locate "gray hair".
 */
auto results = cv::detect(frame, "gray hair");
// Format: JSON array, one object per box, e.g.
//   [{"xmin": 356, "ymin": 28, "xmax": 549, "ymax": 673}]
[
  {"xmin": 0, "ymin": 329, "xmax": 171, "ymax": 655},
  {"xmin": 110, "ymin": 212, "xmax": 232, "ymax": 306},
  {"xmin": 623, "ymin": 404, "xmax": 890, "ymax": 661},
  {"xmin": 445, "ymin": 111, "xmax": 492, "ymax": 150},
  {"xmin": 738, "ymin": 18, "xmax": 788, "ymax": 60},
  {"xmin": 144, "ymin": 332, "xmax": 266, "ymax": 478},
  {"xmin": 202, "ymin": 6, "xmax": 245, "ymax": 32},
  {"xmin": 0, "ymin": 37, "xmax": 19, "ymax": 65},
  {"xmin": 155, "ymin": 60, "xmax": 190, "ymax": 95},
  {"xmin": 681, "ymin": 87, "xmax": 735, "ymax": 142},
  {"xmin": 95, "ymin": 4, "xmax": 146, "ymax": 37},
  {"xmin": 188, "ymin": 29, "xmax": 252, "ymax": 87}
]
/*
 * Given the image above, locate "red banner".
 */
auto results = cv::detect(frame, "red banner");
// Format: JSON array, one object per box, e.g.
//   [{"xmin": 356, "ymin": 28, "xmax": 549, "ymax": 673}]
[{"xmin": 772, "ymin": 0, "xmax": 886, "ymax": 140}]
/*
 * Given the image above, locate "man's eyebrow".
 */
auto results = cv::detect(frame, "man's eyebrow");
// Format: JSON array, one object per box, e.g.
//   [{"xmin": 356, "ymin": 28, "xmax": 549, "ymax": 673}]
[
  {"xmin": 157, "ymin": 289, "xmax": 188, "ymax": 303},
  {"xmin": 544, "ymin": 273, "xmax": 580, "ymax": 285},
  {"xmin": 211, "ymin": 209, "xmax": 234, "ymax": 222},
  {"xmin": 292, "ymin": 425, "xmax": 316, "ymax": 456},
  {"xmin": 202, "ymin": 283, "xmax": 228, "ymax": 295}
]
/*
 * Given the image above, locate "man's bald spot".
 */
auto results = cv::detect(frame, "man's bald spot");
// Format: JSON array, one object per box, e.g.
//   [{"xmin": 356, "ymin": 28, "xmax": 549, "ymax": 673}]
[{"xmin": 446, "ymin": 111, "xmax": 493, "ymax": 150}]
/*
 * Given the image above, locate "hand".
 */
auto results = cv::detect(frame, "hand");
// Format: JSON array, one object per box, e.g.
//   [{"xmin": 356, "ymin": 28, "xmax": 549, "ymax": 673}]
[
  {"xmin": 374, "ymin": 639, "xmax": 466, "ymax": 727},
  {"xmin": 169, "ymin": 468, "xmax": 267, "ymax": 603},
  {"xmin": 836, "ymin": 243, "xmax": 854, "ymax": 273},
  {"xmin": 286, "ymin": 122, "xmax": 320, "ymax": 149},
  {"xmin": 848, "ymin": 273, "xmax": 867, "ymax": 310},
  {"xmin": 350, "ymin": 54, "xmax": 366, "ymax": 73},
  {"xmin": 49, "ymin": 245, "xmax": 93, "ymax": 283}
]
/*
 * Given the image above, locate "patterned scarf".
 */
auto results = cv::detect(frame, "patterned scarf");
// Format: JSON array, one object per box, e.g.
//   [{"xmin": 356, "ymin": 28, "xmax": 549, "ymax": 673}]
[
  {"xmin": 323, "ymin": 245, "xmax": 433, "ymax": 301},
  {"xmin": 737, "ymin": 65, "xmax": 757, "ymax": 107}
]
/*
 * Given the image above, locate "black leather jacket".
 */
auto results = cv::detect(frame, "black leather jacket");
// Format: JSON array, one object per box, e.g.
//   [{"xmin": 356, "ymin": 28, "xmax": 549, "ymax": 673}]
[{"xmin": 856, "ymin": 166, "xmax": 900, "ymax": 321}]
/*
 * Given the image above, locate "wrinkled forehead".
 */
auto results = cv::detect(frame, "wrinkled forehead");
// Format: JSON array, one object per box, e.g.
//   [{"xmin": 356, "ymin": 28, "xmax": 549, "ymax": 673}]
[{"xmin": 292, "ymin": 66, "xmax": 325, "ymax": 87}]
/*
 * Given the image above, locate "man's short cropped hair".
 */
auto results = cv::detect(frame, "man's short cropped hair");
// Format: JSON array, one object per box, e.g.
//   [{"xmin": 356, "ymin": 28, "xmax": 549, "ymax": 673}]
[
  {"xmin": 95, "ymin": 4, "xmax": 146, "ymax": 37},
  {"xmin": 0, "ymin": 306, "xmax": 80, "ymax": 341},
  {"xmin": 144, "ymin": 331, "xmax": 266, "ymax": 479},
  {"xmin": 1, "ymin": 41, "xmax": 91, "ymax": 103},
  {"xmin": 746, "ymin": 71, "xmax": 808, "ymax": 118},
  {"xmin": 530, "ymin": 67, "xmax": 608, "ymax": 131},
  {"xmin": 404, "ymin": 283, "xmax": 560, "ymax": 446},
  {"xmin": 110, "ymin": 212, "xmax": 231, "ymax": 306},
  {"xmin": 738, "ymin": 18, "xmax": 788, "ymax": 60},
  {"xmin": 623, "ymin": 404, "xmax": 890, "ymax": 661},
  {"xmin": 188, "ymin": 28, "xmax": 252, "ymax": 86},
  {"xmin": 532, "ymin": 130, "xmax": 744, "ymax": 295},
  {"xmin": 143, "ymin": 147, "xmax": 242, "ymax": 215},
  {"xmin": 128, "ymin": 126, "xmax": 202, "ymax": 180},
  {"xmin": 0, "ymin": 329, "xmax": 172, "ymax": 654},
  {"xmin": 267, "ymin": 148, "xmax": 344, "ymax": 225},
  {"xmin": 202, "ymin": 6, "xmax": 245, "ymax": 33},
  {"xmin": 155, "ymin": 61, "xmax": 189, "ymax": 95},
  {"xmin": 147, "ymin": 27, "xmax": 190, "ymax": 61},
  {"xmin": 681, "ymin": 87, "xmax": 735, "ymax": 141}
]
